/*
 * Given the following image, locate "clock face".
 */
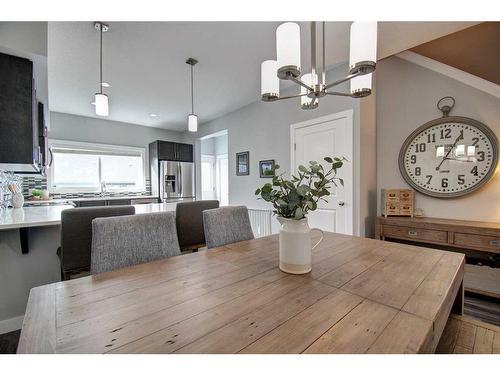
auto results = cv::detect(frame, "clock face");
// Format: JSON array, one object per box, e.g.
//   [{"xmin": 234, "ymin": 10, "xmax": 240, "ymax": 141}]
[{"xmin": 399, "ymin": 116, "xmax": 498, "ymax": 198}]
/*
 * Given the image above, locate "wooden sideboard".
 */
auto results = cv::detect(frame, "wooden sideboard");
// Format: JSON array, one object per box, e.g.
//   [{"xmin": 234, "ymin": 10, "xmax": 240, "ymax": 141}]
[{"xmin": 375, "ymin": 216, "xmax": 500, "ymax": 299}]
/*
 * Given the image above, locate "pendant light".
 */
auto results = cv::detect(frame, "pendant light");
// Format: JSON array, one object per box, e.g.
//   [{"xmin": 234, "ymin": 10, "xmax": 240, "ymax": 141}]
[
  {"xmin": 186, "ymin": 58, "xmax": 198, "ymax": 132},
  {"xmin": 94, "ymin": 22, "xmax": 109, "ymax": 116}
]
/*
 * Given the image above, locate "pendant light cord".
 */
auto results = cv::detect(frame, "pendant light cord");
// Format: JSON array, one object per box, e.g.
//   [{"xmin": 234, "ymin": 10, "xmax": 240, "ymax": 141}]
[
  {"xmin": 190, "ymin": 64, "xmax": 194, "ymax": 115},
  {"xmin": 99, "ymin": 24, "xmax": 103, "ymax": 94},
  {"xmin": 322, "ymin": 22, "xmax": 326, "ymax": 85}
]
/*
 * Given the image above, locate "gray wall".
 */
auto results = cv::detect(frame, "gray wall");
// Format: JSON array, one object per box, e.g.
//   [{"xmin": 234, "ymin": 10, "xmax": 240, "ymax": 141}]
[
  {"xmin": 49, "ymin": 112, "xmax": 186, "ymax": 178},
  {"xmin": 188, "ymin": 63, "xmax": 377, "ymax": 237},
  {"xmin": 377, "ymin": 56, "xmax": 500, "ymax": 222},
  {"xmin": 214, "ymin": 134, "xmax": 228, "ymax": 156}
]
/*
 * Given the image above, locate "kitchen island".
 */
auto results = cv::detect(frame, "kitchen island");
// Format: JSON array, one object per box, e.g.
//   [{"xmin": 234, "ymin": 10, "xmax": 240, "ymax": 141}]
[{"xmin": 0, "ymin": 202, "xmax": 177, "ymax": 334}]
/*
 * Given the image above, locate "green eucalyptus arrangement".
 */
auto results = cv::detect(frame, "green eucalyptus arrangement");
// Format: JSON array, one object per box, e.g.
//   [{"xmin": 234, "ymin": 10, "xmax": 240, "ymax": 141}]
[{"xmin": 255, "ymin": 157, "xmax": 346, "ymax": 220}]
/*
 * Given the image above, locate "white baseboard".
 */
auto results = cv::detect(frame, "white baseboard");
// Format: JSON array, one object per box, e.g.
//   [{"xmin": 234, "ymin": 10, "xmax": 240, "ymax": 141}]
[{"xmin": 0, "ymin": 315, "xmax": 24, "ymax": 335}]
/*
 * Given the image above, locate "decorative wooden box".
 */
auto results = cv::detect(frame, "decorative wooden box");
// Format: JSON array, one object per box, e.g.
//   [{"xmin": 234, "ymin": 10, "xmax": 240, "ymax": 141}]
[{"xmin": 381, "ymin": 189, "xmax": 414, "ymax": 217}]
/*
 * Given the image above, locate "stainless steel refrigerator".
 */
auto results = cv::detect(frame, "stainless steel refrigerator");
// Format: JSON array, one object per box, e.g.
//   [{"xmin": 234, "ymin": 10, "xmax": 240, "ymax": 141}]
[{"xmin": 159, "ymin": 161, "xmax": 195, "ymax": 202}]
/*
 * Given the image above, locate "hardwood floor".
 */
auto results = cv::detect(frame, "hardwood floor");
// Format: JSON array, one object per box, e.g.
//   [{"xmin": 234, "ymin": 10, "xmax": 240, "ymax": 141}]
[
  {"xmin": 464, "ymin": 292, "xmax": 500, "ymax": 326},
  {"xmin": 0, "ymin": 330, "xmax": 20, "ymax": 354},
  {"xmin": 436, "ymin": 314, "xmax": 500, "ymax": 354}
]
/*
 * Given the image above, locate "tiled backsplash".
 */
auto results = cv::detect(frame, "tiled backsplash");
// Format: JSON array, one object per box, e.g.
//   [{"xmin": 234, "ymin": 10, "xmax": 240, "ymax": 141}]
[{"xmin": 21, "ymin": 175, "xmax": 152, "ymax": 199}]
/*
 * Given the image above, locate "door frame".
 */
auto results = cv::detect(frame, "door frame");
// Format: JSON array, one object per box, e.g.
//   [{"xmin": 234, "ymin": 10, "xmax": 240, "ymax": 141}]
[{"xmin": 290, "ymin": 109, "xmax": 354, "ymax": 235}]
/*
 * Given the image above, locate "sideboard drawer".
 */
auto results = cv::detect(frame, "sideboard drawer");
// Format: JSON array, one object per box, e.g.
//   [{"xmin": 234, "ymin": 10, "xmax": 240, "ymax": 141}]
[
  {"xmin": 383, "ymin": 225, "xmax": 448, "ymax": 244},
  {"xmin": 454, "ymin": 233, "xmax": 500, "ymax": 254}
]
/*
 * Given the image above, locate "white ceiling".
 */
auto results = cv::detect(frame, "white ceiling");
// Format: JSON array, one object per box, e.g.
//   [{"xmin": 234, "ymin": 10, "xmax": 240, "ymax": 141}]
[{"xmin": 48, "ymin": 21, "xmax": 476, "ymax": 132}]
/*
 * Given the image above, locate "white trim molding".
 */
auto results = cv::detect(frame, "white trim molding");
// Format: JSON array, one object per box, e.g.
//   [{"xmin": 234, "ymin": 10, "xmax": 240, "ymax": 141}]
[
  {"xmin": 397, "ymin": 51, "xmax": 500, "ymax": 99},
  {"xmin": 0, "ymin": 315, "xmax": 24, "ymax": 335}
]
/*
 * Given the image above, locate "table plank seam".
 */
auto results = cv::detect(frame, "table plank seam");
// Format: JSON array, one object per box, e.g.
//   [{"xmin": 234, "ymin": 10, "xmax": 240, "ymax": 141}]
[
  {"xmin": 56, "ymin": 257, "xmax": 269, "ymax": 311},
  {"xmin": 172, "ymin": 281, "xmax": 337, "ymax": 354},
  {"xmin": 297, "ymin": 295, "xmax": 365, "ymax": 354},
  {"xmin": 233, "ymin": 288, "xmax": 364, "ymax": 354},
  {"xmin": 149, "ymin": 279, "xmax": 315, "ymax": 354},
  {"xmin": 101, "ymin": 274, "xmax": 306, "ymax": 354},
  {"xmin": 58, "ymin": 265, "xmax": 285, "ymax": 352}
]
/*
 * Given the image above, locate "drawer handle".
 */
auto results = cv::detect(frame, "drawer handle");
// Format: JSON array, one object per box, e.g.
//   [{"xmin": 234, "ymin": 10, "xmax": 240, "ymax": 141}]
[
  {"xmin": 408, "ymin": 230, "xmax": 418, "ymax": 236},
  {"xmin": 489, "ymin": 240, "xmax": 500, "ymax": 246}
]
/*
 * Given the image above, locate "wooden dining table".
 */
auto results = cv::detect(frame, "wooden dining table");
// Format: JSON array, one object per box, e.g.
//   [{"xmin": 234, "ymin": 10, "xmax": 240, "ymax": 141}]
[{"xmin": 17, "ymin": 232, "xmax": 464, "ymax": 354}]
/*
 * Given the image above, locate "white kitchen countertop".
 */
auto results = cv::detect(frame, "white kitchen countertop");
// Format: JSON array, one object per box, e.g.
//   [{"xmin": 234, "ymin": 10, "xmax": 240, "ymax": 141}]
[
  {"xmin": 23, "ymin": 195, "xmax": 158, "ymax": 206},
  {"xmin": 0, "ymin": 202, "xmax": 176, "ymax": 230}
]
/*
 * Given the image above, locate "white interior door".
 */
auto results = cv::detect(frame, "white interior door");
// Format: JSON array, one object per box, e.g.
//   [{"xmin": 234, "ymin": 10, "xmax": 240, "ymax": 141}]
[
  {"xmin": 201, "ymin": 155, "xmax": 216, "ymax": 200},
  {"xmin": 291, "ymin": 110, "xmax": 353, "ymax": 234},
  {"xmin": 216, "ymin": 154, "xmax": 229, "ymax": 206}
]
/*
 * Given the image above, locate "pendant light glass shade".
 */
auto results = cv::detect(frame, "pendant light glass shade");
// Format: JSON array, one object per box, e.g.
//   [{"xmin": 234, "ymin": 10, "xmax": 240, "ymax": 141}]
[
  {"xmin": 188, "ymin": 114, "xmax": 198, "ymax": 132},
  {"xmin": 301, "ymin": 72, "xmax": 318, "ymax": 108},
  {"xmin": 276, "ymin": 22, "xmax": 301, "ymax": 73},
  {"xmin": 94, "ymin": 93, "xmax": 109, "ymax": 116},
  {"xmin": 349, "ymin": 22, "xmax": 377, "ymax": 73},
  {"xmin": 350, "ymin": 73, "xmax": 372, "ymax": 97},
  {"xmin": 261, "ymin": 60, "xmax": 279, "ymax": 100}
]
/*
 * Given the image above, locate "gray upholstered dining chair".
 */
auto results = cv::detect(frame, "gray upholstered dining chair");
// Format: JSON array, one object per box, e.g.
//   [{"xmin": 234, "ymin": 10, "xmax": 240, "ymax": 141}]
[
  {"xmin": 202, "ymin": 206, "xmax": 254, "ymax": 249},
  {"xmin": 176, "ymin": 200, "xmax": 219, "ymax": 251},
  {"xmin": 90, "ymin": 211, "xmax": 181, "ymax": 274},
  {"xmin": 57, "ymin": 205, "xmax": 135, "ymax": 280}
]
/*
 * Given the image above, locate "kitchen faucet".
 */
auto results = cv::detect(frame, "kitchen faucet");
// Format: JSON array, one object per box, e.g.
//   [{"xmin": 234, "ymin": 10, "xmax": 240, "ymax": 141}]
[{"xmin": 100, "ymin": 181, "xmax": 107, "ymax": 196}]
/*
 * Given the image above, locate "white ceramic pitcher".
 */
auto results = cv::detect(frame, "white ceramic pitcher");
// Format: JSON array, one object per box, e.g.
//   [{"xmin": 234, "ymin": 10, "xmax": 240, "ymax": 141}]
[{"xmin": 277, "ymin": 216, "xmax": 324, "ymax": 274}]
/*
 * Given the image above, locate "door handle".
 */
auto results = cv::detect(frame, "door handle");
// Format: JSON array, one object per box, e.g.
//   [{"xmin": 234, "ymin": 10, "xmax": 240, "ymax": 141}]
[{"xmin": 338, "ymin": 201, "xmax": 345, "ymax": 206}]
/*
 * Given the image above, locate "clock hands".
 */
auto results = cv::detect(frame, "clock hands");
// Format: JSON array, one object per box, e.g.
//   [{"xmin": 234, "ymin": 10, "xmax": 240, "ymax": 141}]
[
  {"xmin": 443, "ymin": 157, "xmax": 474, "ymax": 163},
  {"xmin": 435, "ymin": 131, "xmax": 464, "ymax": 171}
]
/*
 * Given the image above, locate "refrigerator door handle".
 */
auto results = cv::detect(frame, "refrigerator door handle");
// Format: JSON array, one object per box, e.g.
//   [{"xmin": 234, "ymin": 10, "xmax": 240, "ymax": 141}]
[{"xmin": 178, "ymin": 163, "xmax": 183, "ymax": 197}]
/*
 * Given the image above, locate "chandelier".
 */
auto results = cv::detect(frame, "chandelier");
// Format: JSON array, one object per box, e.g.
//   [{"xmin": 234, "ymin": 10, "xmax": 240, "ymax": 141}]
[{"xmin": 261, "ymin": 22, "xmax": 377, "ymax": 109}]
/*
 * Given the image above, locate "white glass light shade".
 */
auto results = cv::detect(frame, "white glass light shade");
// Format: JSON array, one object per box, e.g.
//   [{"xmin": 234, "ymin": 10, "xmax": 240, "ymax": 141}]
[
  {"xmin": 350, "ymin": 73, "xmax": 372, "ymax": 95},
  {"xmin": 261, "ymin": 60, "xmax": 279, "ymax": 98},
  {"xmin": 94, "ymin": 93, "xmax": 109, "ymax": 116},
  {"xmin": 301, "ymin": 72, "xmax": 318, "ymax": 107},
  {"xmin": 349, "ymin": 22, "xmax": 377, "ymax": 72},
  {"xmin": 436, "ymin": 146, "xmax": 445, "ymax": 158},
  {"xmin": 276, "ymin": 22, "xmax": 301, "ymax": 71},
  {"xmin": 188, "ymin": 114, "xmax": 198, "ymax": 132},
  {"xmin": 467, "ymin": 146, "xmax": 476, "ymax": 157},
  {"xmin": 455, "ymin": 144, "xmax": 465, "ymax": 157}
]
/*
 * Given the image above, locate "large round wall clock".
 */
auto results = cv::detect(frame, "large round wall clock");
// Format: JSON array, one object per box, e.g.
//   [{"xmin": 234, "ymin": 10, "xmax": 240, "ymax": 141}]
[{"xmin": 399, "ymin": 97, "xmax": 498, "ymax": 198}]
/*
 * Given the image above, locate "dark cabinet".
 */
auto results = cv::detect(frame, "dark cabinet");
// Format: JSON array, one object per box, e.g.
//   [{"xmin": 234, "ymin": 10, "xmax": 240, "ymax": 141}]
[
  {"xmin": 0, "ymin": 52, "xmax": 40, "ymax": 173},
  {"xmin": 155, "ymin": 141, "xmax": 193, "ymax": 162},
  {"xmin": 177, "ymin": 143, "xmax": 193, "ymax": 162},
  {"xmin": 158, "ymin": 141, "xmax": 176, "ymax": 161}
]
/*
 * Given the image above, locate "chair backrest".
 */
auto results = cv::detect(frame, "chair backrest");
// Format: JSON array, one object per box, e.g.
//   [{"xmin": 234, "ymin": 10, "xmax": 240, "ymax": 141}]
[
  {"xmin": 91, "ymin": 211, "xmax": 180, "ymax": 274},
  {"xmin": 176, "ymin": 200, "xmax": 219, "ymax": 248},
  {"xmin": 202, "ymin": 206, "xmax": 254, "ymax": 249},
  {"xmin": 60, "ymin": 205, "xmax": 135, "ymax": 273}
]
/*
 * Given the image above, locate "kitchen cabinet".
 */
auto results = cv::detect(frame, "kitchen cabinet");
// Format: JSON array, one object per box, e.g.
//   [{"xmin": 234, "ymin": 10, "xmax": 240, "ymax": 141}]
[
  {"xmin": 156, "ymin": 140, "xmax": 193, "ymax": 162},
  {"xmin": 0, "ymin": 52, "xmax": 41, "ymax": 173},
  {"xmin": 176, "ymin": 143, "xmax": 194, "ymax": 162}
]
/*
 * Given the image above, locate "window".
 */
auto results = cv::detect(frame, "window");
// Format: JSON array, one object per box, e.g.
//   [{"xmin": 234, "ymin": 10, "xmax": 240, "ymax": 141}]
[{"xmin": 49, "ymin": 140, "xmax": 146, "ymax": 192}]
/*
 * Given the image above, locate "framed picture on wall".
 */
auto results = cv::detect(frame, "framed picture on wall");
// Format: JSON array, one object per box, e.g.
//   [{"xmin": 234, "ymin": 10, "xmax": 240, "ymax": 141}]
[
  {"xmin": 259, "ymin": 159, "xmax": 275, "ymax": 178},
  {"xmin": 236, "ymin": 151, "xmax": 250, "ymax": 176}
]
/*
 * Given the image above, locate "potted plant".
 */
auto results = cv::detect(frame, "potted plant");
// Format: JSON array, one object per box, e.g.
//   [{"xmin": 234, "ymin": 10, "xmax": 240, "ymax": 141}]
[{"xmin": 255, "ymin": 157, "xmax": 345, "ymax": 274}]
